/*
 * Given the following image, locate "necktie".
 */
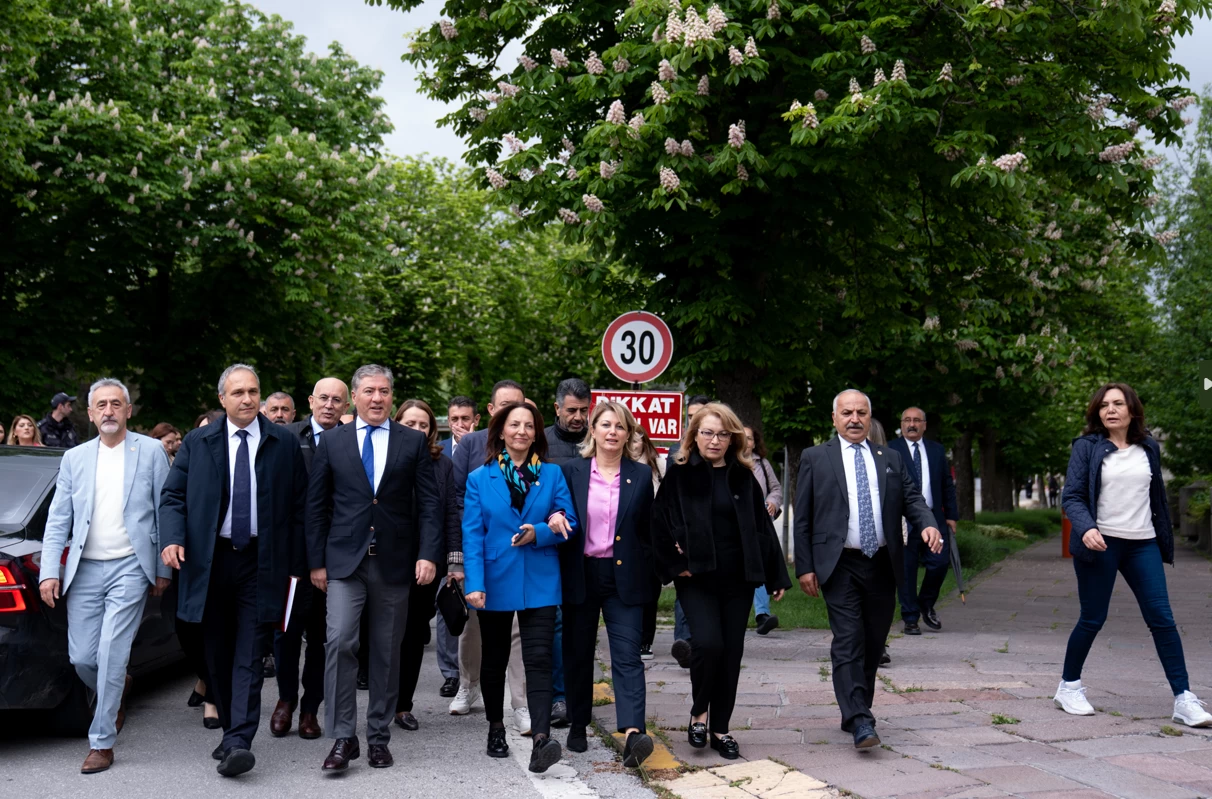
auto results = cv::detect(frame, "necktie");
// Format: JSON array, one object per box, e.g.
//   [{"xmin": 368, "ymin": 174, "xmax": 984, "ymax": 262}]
[
  {"xmin": 362, "ymin": 425, "xmax": 377, "ymax": 492},
  {"xmin": 231, "ymin": 430, "xmax": 251, "ymax": 550},
  {"xmin": 912, "ymin": 442, "xmax": 923, "ymax": 488},
  {"xmin": 852, "ymin": 443, "xmax": 878, "ymax": 557}
]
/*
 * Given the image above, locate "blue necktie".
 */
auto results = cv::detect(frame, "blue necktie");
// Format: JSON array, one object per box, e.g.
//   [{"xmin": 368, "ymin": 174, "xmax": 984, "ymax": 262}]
[
  {"xmin": 231, "ymin": 430, "xmax": 251, "ymax": 550},
  {"xmin": 362, "ymin": 425, "xmax": 377, "ymax": 493},
  {"xmin": 912, "ymin": 442, "xmax": 923, "ymax": 488},
  {"xmin": 852, "ymin": 443, "xmax": 878, "ymax": 557}
]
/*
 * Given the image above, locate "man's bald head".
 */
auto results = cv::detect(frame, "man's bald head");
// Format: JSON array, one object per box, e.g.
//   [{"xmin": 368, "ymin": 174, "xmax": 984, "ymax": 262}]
[{"xmin": 309, "ymin": 377, "xmax": 350, "ymax": 430}]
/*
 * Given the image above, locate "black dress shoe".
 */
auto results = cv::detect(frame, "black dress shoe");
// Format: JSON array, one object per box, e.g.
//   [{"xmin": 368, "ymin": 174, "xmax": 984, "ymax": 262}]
[
  {"xmin": 710, "ymin": 733, "xmax": 740, "ymax": 760},
  {"xmin": 687, "ymin": 721, "xmax": 708, "ymax": 748},
  {"xmin": 439, "ymin": 677, "xmax": 460, "ymax": 698},
  {"xmin": 356, "ymin": 669, "xmax": 369, "ymax": 691},
  {"xmin": 529, "ymin": 736, "xmax": 562, "ymax": 773},
  {"xmin": 922, "ymin": 608, "xmax": 942, "ymax": 630},
  {"xmin": 853, "ymin": 723, "xmax": 880, "ymax": 749},
  {"xmin": 212, "ymin": 744, "xmax": 226, "ymax": 761},
  {"xmin": 188, "ymin": 690, "xmax": 205, "ymax": 708},
  {"xmin": 394, "ymin": 712, "xmax": 419, "ymax": 731},
  {"xmin": 487, "ymin": 727, "xmax": 509, "ymax": 758},
  {"xmin": 755, "ymin": 614, "xmax": 779, "ymax": 635},
  {"xmin": 323, "ymin": 737, "xmax": 360, "ymax": 771},
  {"xmin": 550, "ymin": 700, "xmax": 570, "ymax": 728},
  {"xmin": 903, "ymin": 621, "xmax": 922, "ymax": 636},
  {"xmin": 217, "ymin": 748, "xmax": 255, "ymax": 777},
  {"xmin": 566, "ymin": 726, "xmax": 588, "ymax": 753},
  {"xmin": 623, "ymin": 732, "xmax": 654, "ymax": 767},
  {"xmin": 203, "ymin": 713, "xmax": 222, "ymax": 730},
  {"xmin": 671, "ymin": 640, "xmax": 692, "ymax": 669},
  {"xmin": 367, "ymin": 744, "xmax": 393, "ymax": 768},
  {"xmin": 262, "ymin": 655, "xmax": 276, "ymax": 679},
  {"xmin": 880, "ymin": 652, "xmax": 892, "ymax": 666}
]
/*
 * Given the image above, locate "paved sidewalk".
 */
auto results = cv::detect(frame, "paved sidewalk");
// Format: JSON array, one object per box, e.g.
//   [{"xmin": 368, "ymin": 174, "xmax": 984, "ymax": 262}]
[{"xmin": 607, "ymin": 538, "xmax": 1212, "ymax": 799}]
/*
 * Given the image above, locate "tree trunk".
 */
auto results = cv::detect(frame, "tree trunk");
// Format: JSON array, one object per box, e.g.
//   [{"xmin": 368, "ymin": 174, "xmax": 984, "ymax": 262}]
[
  {"xmin": 980, "ymin": 425, "xmax": 1015, "ymax": 512},
  {"xmin": 713, "ymin": 362, "xmax": 765, "ymax": 434},
  {"xmin": 953, "ymin": 429, "xmax": 976, "ymax": 521}
]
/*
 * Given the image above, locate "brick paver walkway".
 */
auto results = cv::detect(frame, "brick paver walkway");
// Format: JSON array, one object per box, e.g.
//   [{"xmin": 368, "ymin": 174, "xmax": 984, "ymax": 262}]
[{"xmin": 600, "ymin": 538, "xmax": 1212, "ymax": 799}]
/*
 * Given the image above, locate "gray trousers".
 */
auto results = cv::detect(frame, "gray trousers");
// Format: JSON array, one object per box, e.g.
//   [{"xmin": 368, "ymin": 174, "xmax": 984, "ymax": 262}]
[
  {"xmin": 325, "ymin": 554, "xmax": 409, "ymax": 744},
  {"xmin": 66, "ymin": 555, "xmax": 148, "ymax": 750}
]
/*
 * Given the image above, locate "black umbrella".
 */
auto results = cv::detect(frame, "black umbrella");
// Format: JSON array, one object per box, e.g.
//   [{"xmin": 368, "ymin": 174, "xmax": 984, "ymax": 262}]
[{"xmin": 949, "ymin": 529, "xmax": 966, "ymax": 604}]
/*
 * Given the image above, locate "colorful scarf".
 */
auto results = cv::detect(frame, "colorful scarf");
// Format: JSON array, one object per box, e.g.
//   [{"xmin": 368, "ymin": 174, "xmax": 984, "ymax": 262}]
[{"xmin": 498, "ymin": 448, "xmax": 542, "ymax": 511}]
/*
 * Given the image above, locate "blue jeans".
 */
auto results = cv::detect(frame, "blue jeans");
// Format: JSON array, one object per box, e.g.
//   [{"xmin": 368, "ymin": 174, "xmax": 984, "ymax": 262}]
[
  {"xmin": 551, "ymin": 606, "xmax": 565, "ymax": 703},
  {"xmin": 1063, "ymin": 537, "xmax": 1189, "ymax": 695},
  {"xmin": 674, "ymin": 598, "xmax": 692, "ymax": 642},
  {"xmin": 752, "ymin": 587, "xmax": 771, "ymax": 618}
]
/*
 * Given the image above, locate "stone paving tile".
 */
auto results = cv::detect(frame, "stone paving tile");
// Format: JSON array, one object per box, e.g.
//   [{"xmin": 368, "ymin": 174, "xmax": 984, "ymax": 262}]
[
  {"xmin": 897, "ymin": 788, "xmax": 1017, "ymax": 799},
  {"xmin": 891, "ymin": 744, "xmax": 1018, "ymax": 770},
  {"xmin": 1007, "ymin": 714, "xmax": 1161, "ymax": 742},
  {"xmin": 1055, "ymin": 733, "xmax": 1212, "ymax": 757},
  {"xmin": 973, "ymin": 741, "xmax": 1086, "ymax": 764},
  {"xmin": 1102, "ymin": 752, "xmax": 1212, "ymax": 788},
  {"xmin": 911, "ymin": 727, "xmax": 1023, "ymax": 746},
  {"xmin": 797, "ymin": 755, "xmax": 983, "ymax": 798},
  {"xmin": 1033, "ymin": 757, "xmax": 1203, "ymax": 798},
  {"xmin": 1171, "ymin": 746, "xmax": 1212, "ymax": 766},
  {"xmin": 1017, "ymin": 790, "xmax": 1121, "ymax": 799},
  {"xmin": 959, "ymin": 764, "xmax": 1088, "ymax": 793}
]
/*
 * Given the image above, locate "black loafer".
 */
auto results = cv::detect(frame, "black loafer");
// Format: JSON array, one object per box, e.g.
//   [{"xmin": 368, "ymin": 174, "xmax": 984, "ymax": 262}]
[
  {"xmin": 529, "ymin": 736, "xmax": 562, "ymax": 773},
  {"xmin": 487, "ymin": 727, "xmax": 509, "ymax": 758},
  {"xmin": 623, "ymin": 732, "xmax": 654, "ymax": 767},
  {"xmin": 394, "ymin": 712, "xmax": 419, "ymax": 731},
  {"xmin": 710, "ymin": 733, "xmax": 740, "ymax": 760},
  {"xmin": 854, "ymin": 723, "xmax": 880, "ymax": 750},
  {"xmin": 566, "ymin": 726, "xmax": 588, "ymax": 753},
  {"xmin": 903, "ymin": 622, "xmax": 921, "ymax": 636},
  {"xmin": 367, "ymin": 744, "xmax": 393, "ymax": 768},
  {"xmin": 671, "ymin": 640, "xmax": 692, "ymax": 669},
  {"xmin": 688, "ymin": 721, "xmax": 708, "ymax": 748},
  {"xmin": 440, "ymin": 677, "xmax": 460, "ymax": 698},
  {"xmin": 922, "ymin": 608, "xmax": 942, "ymax": 630},
  {"xmin": 755, "ymin": 614, "xmax": 779, "ymax": 636},
  {"xmin": 879, "ymin": 652, "xmax": 892, "ymax": 666},
  {"xmin": 357, "ymin": 669, "xmax": 369, "ymax": 690},
  {"xmin": 217, "ymin": 747, "xmax": 255, "ymax": 777}
]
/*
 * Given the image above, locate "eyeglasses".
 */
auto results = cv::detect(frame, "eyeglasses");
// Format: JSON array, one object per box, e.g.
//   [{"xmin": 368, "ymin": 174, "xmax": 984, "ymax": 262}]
[
  {"xmin": 901, "ymin": 417, "xmax": 925, "ymax": 424},
  {"xmin": 314, "ymin": 395, "xmax": 345, "ymax": 407},
  {"xmin": 697, "ymin": 430, "xmax": 732, "ymax": 442}
]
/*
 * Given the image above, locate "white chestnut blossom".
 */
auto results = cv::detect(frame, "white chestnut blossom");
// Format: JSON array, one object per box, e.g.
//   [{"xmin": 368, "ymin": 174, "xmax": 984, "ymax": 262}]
[
  {"xmin": 849, "ymin": 77, "xmax": 862, "ymax": 99},
  {"xmin": 682, "ymin": 8, "xmax": 715, "ymax": 46},
  {"xmin": 659, "ymin": 166, "xmax": 680, "ymax": 192},
  {"xmin": 1098, "ymin": 141, "xmax": 1135, "ymax": 162},
  {"xmin": 585, "ymin": 52, "xmax": 605, "ymax": 75},
  {"xmin": 565, "ymin": 166, "xmax": 577, "ymax": 180},
  {"xmin": 745, "ymin": 37, "xmax": 759, "ymax": 58},
  {"xmin": 815, "ymin": 88, "xmax": 829, "ymax": 101},
  {"xmin": 891, "ymin": 60, "xmax": 907, "ymax": 82},
  {"xmin": 582, "ymin": 194, "xmax": 604, "ymax": 213},
  {"xmin": 1171, "ymin": 95, "xmax": 1197, "ymax": 111},
  {"xmin": 984, "ymin": 0, "xmax": 1005, "ymax": 7},
  {"xmin": 768, "ymin": 1, "xmax": 781, "ymax": 19},
  {"xmin": 1154, "ymin": 229, "xmax": 1179, "ymax": 245},
  {"xmin": 600, "ymin": 160, "xmax": 617, "ymax": 179},
  {"xmin": 613, "ymin": 58, "xmax": 631, "ymax": 73},
  {"xmin": 803, "ymin": 103, "xmax": 819, "ymax": 129},
  {"xmin": 498, "ymin": 82, "xmax": 520, "ymax": 98},
  {"xmin": 698, "ymin": 76, "xmax": 710, "ymax": 95},
  {"xmin": 551, "ymin": 49, "xmax": 570, "ymax": 68},
  {"xmin": 993, "ymin": 152, "xmax": 1026, "ymax": 172},
  {"xmin": 651, "ymin": 82, "xmax": 670, "ymax": 104},
  {"xmin": 665, "ymin": 10, "xmax": 684, "ymax": 41},
  {"xmin": 1005, "ymin": 75, "xmax": 1024, "ymax": 86},
  {"xmin": 736, "ymin": 164, "xmax": 749, "ymax": 181},
  {"xmin": 438, "ymin": 19, "xmax": 457, "ymax": 39},
  {"xmin": 729, "ymin": 47, "xmax": 744, "ymax": 66},
  {"xmin": 665, "ymin": 137, "xmax": 681, "ymax": 155},
  {"xmin": 629, "ymin": 113, "xmax": 645, "ymax": 132},
  {"xmin": 860, "ymin": 35, "xmax": 876, "ymax": 54},
  {"xmin": 557, "ymin": 207, "xmax": 580, "ymax": 224},
  {"xmin": 658, "ymin": 59, "xmax": 676, "ymax": 81},
  {"xmin": 938, "ymin": 62, "xmax": 953, "ymax": 83},
  {"xmin": 728, "ymin": 120, "xmax": 746, "ymax": 149},
  {"xmin": 1138, "ymin": 155, "xmax": 1163, "ymax": 169},
  {"xmin": 503, "ymin": 133, "xmax": 526, "ymax": 153},
  {"xmin": 923, "ymin": 316, "xmax": 940, "ymax": 330},
  {"xmin": 606, "ymin": 100, "xmax": 626, "ymax": 124},
  {"xmin": 469, "ymin": 107, "xmax": 488, "ymax": 122},
  {"xmin": 518, "ymin": 55, "xmax": 538, "ymax": 72},
  {"xmin": 680, "ymin": 140, "xmax": 695, "ymax": 156},
  {"xmin": 873, "ymin": 68, "xmax": 887, "ymax": 86},
  {"xmin": 707, "ymin": 5, "xmax": 728, "ymax": 32}
]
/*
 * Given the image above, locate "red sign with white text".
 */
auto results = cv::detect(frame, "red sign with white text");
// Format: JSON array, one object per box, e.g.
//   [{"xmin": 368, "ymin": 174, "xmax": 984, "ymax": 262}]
[{"xmin": 591, "ymin": 389, "xmax": 683, "ymax": 443}]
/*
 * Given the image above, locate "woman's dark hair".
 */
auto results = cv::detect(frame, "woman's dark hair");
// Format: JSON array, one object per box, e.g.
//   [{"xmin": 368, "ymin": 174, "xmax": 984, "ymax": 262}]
[
  {"xmin": 395, "ymin": 399, "xmax": 443, "ymax": 461},
  {"xmin": 1082, "ymin": 382, "xmax": 1148, "ymax": 445},
  {"xmin": 745, "ymin": 424, "xmax": 768, "ymax": 459},
  {"xmin": 484, "ymin": 401, "xmax": 548, "ymax": 464},
  {"xmin": 150, "ymin": 422, "xmax": 181, "ymax": 440},
  {"xmin": 193, "ymin": 409, "xmax": 225, "ymax": 429}
]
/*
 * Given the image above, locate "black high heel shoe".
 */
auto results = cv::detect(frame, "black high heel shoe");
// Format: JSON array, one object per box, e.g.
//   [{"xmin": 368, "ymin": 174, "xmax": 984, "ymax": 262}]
[
  {"xmin": 187, "ymin": 690, "xmax": 205, "ymax": 708},
  {"xmin": 687, "ymin": 720, "xmax": 708, "ymax": 748}
]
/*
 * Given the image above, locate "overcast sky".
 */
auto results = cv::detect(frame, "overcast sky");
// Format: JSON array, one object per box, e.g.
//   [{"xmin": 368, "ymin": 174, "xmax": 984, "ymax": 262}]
[{"xmin": 252, "ymin": 0, "xmax": 1212, "ymax": 165}]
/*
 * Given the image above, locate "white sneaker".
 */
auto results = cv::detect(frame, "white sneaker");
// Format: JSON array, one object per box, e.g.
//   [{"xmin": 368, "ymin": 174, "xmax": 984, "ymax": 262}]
[
  {"xmin": 514, "ymin": 706, "xmax": 532, "ymax": 735},
  {"xmin": 1054, "ymin": 679, "xmax": 1096, "ymax": 716},
  {"xmin": 449, "ymin": 683, "xmax": 480, "ymax": 715},
  {"xmin": 1173, "ymin": 691, "xmax": 1212, "ymax": 728}
]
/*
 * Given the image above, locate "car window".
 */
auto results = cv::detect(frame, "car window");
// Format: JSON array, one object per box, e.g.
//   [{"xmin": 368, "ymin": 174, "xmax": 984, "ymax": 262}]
[{"xmin": 0, "ymin": 462, "xmax": 57, "ymax": 537}]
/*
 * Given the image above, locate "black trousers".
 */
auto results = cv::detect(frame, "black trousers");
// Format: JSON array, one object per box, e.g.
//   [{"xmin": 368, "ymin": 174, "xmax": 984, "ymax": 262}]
[
  {"xmin": 396, "ymin": 578, "xmax": 440, "ymax": 713},
  {"xmin": 274, "ymin": 580, "xmax": 327, "ymax": 714},
  {"xmin": 479, "ymin": 606, "xmax": 557, "ymax": 736},
  {"xmin": 640, "ymin": 573, "xmax": 662, "ymax": 648},
  {"xmin": 822, "ymin": 547, "xmax": 896, "ymax": 732},
  {"xmin": 202, "ymin": 537, "xmax": 270, "ymax": 751},
  {"xmin": 674, "ymin": 572, "xmax": 752, "ymax": 734},
  {"xmin": 564, "ymin": 558, "xmax": 647, "ymax": 733},
  {"xmin": 174, "ymin": 568, "xmax": 213, "ymax": 703}
]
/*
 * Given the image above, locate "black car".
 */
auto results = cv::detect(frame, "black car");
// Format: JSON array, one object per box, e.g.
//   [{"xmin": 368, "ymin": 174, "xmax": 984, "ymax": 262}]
[{"xmin": 0, "ymin": 445, "xmax": 181, "ymax": 734}]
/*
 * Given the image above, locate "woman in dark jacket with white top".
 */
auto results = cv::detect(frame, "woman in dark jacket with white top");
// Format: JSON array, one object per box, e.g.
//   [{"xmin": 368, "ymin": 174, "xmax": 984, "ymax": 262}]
[{"xmin": 1055, "ymin": 383, "xmax": 1212, "ymax": 727}]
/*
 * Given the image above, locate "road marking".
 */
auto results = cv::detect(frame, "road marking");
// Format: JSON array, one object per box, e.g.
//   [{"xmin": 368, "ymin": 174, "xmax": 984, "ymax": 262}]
[{"xmin": 505, "ymin": 708, "xmax": 598, "ymax": 799}]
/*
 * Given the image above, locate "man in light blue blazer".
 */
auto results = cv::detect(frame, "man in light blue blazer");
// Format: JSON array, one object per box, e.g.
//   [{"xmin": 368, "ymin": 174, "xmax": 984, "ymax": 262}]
[{"xmin": 39, "ymin": 378, "xmax": 171, "ymax": 775}]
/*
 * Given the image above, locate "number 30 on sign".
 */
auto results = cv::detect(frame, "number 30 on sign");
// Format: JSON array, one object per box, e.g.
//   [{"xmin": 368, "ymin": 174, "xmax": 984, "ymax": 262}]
[{"xmin": 601, "ymin": 311, "xmax": 674, "ymax": 384}]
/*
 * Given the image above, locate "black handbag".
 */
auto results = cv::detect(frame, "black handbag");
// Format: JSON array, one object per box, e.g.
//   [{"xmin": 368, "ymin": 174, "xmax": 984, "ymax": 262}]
[{"xmin": 436, "ymin": 577, "xmax": 469, "ymax": 636}]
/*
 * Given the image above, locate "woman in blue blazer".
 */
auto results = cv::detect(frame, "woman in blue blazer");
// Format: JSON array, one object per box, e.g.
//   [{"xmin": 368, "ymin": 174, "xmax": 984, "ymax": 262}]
[{"xmin": 463, "ymin": 401, "xmax": 578, "ymax": 773}]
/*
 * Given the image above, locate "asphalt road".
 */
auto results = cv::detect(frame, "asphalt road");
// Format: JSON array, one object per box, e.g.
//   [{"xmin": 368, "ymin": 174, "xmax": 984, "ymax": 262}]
[{"xmin": 1, "ymin": 641, "xmax": 657, "ymax": 799}]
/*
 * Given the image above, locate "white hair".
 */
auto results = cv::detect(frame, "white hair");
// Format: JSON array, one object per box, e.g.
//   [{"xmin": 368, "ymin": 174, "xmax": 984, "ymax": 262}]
[
  {"xmin": 832, "ymin": 389, "xmax": 872, "ymax": 415},
  {"xmin": 87, "ymin": 378, "xmax": 131, "ymax": 407},
  {"xmin": 218, "ymin": 363, "xmax": 259, "ymax": 396},
  {"xmin": 351, "ymin": 364, "xmax": 393, "ymax": 392}
]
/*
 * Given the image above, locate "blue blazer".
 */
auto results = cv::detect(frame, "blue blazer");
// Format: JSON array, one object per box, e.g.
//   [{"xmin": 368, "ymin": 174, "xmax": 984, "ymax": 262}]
[
  {"xmin": 440, "ymin": 437, "xmax": 454, "ymax": 459},
  {"xmin": 40, "ymin": 432, "xmax": 172, "ymax": 591},
  {"xmin": 887, "ymin": 437, "xmax": 958, "ymax": 534},
  {"xmin": 462, "ymin": 460, "xmax": 578, "ymax": 611}
]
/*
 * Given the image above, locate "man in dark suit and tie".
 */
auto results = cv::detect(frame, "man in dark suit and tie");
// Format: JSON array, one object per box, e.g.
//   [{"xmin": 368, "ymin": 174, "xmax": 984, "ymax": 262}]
[
  {"xmin": 794, "ymin": 390, "xmax": 942, "ymax": 750},
  {"xmin": 269, "ymin": 377, "xmax": 349, "ymax": 739},
  {"xmin": 441, "ymin": 395, "xmax": 480, "ymax": 460},
  {"xmin": 888, "ymin": 407, "xmax": 958, "ymax": 635},
  {"xmin": 160, "ymin": 363, "xmax": 309, "ymax": 777},
  {"xmin": 306, "ymin": 364, "xmax": 442, "ymax": 771}
]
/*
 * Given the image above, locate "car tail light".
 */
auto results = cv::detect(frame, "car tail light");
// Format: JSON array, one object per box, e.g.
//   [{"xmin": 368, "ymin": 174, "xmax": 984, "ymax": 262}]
[{"xmin": 0, "ymin": 562, "xmax": 29, "ymax": 613}]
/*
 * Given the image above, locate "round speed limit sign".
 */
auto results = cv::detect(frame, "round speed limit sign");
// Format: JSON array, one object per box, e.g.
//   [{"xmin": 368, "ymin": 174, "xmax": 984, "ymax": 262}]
[{"xmin": 602, "ymin": 311, "xmax": 674, "ymax": 384}]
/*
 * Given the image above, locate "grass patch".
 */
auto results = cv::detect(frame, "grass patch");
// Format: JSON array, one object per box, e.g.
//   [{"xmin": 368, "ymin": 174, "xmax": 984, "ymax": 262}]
[
  {"xmin": 991, "ymin": 714, "xmax": 1020, "ymax": 725},
  {"xmin": 996, "ymin": 641, "xmax": 1010, "ymax": 653},
  {"xmin": 1161, "ymin": 725, "xmax": 1184, "ymax": 736},
  {"xmin": 1109, "ymin": 710, "xmax": 1123, "ymax": 717}
]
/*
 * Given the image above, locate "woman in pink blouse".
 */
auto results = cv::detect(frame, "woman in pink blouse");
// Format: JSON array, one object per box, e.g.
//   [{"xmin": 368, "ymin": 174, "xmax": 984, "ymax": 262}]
[{"xmin": 558, "ymin": 402, "xmax": 656, "ymax": 769}]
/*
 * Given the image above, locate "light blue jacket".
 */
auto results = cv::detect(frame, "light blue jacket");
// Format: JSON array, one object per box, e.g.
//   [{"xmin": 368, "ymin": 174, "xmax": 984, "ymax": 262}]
[
  {"xmin": 462, "ymin": 461, "xmax": 578, "ymax": 611},
  {"xmin": 40, "ymin": 432, "xmax": 172, "ymax": 591}
]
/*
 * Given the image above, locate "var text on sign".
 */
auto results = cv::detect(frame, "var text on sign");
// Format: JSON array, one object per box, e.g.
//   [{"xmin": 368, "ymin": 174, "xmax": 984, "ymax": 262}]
[{"xmin": 591, "ymin": 390, "xmax": 683, "ymax": 442}]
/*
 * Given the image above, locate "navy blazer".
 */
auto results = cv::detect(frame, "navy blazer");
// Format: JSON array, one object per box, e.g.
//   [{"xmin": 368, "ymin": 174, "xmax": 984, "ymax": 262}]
[
  {"xmin": 558, "ymin": 457, "xmax": 657, "ymax": 606},
  {"xmin": 305, "ymin": 420, "xmax": 443, "ymax": 584},
  {"xmin": 159, "ymin": 415, "xmax": 309, "ymax": 624},
  {"xmin": 440, "ymin": 437, "xmax": 454, "ymax": 459},
  {"xmin": 1062, "ymin": 433, "xmax": 1173, "ymax": 564},
  {"xmin": 887, "ymin": 437, "xmax": 958, "ymax": 534}
]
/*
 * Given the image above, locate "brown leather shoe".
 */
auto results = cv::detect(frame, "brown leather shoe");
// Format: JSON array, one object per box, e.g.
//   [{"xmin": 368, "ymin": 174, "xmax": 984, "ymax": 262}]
[
  {"xmin": 367, "ymin": 743, "xmax": 393, "ymax": 768},
  {"xmin": 82, "ymin": 748, "xmax": 114, "ymax": 774},
  {"xmin": 270, "ymin": 700, "xmax": 296, "ymax": 737},
  {"xmin": 116, "ymin": 674, "xmax": 133, "ymax": 734},
  {"xmin": 298, "ymin": 712, "xmax": 322, "ymax": 740},
  {"xmin": 322, "ymin": 737, "xmax": 360, "ymax": 771}
]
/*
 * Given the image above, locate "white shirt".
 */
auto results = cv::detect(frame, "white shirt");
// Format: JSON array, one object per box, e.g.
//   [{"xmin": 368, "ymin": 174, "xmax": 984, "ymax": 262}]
[
  {"xmin": 907, "ymin": 439, "xmax": 934, "ymax": 509},
  {"xmin": 842, "ymin": 440, "xmax": 886, "ymax": 550},
  {"xmin": 1097, "ymin": 444, "xmax": 1155, "ymax": 540},
  {"xmin": 219, "ymin": 419, "xmax": 260, "ymax": 540},
  {"xmin": 356, "ymin": 418, "xmax": 390, "ymax": 495},
  {"xmin": 82, "ymin": 439, "xmax": 135, "ymax": 560}
]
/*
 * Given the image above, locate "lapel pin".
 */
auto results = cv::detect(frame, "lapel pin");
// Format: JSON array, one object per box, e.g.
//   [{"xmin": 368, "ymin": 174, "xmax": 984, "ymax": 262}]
[
  {"xmin": 626, "ymin": 478, "xmax": 632, "ymax": 484},
  {"xmin": 130, "ymin": 446, "xmax": 136, "ymax": 451},
  {"xmin": 877, "ymin": 450, "xmax": 882, "ymax": 455}
]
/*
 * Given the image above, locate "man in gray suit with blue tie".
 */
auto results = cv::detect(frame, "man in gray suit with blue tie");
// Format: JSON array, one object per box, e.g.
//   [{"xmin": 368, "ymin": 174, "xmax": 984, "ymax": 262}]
[{"xmin": 39, "ymin": 378, "xmax": 172, "ymax": 774}]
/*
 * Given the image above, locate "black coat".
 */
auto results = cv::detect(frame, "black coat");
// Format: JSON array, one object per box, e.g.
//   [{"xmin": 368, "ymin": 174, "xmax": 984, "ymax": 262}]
[
  {"xmin": 559, "ymin": 457, "xmax": 658, "ymax": 606},
  {"xmin": 285, "ymin": 415, "xmax": 341, "ymax": 473},
  {"xmin": 433, "ymin": 453, "xmax": 463, "ymax": 574},
  {"xmin": 887, "ymin": 437, "xmax": 959, "ymax": 534},
  {"xmin": 545, "ymin": 423, "xmax": 585, "ymax": 466},
  {"xmin": 651, "ymin": 451, "xmax": 791, "ymax": 592},
  {"xmin": 305, "ymin": 420, "xmax": 443, "ymax": 584},
  {"xmin": 159, "ymin": 415, "xmax": 309, "ymax": 624}
]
